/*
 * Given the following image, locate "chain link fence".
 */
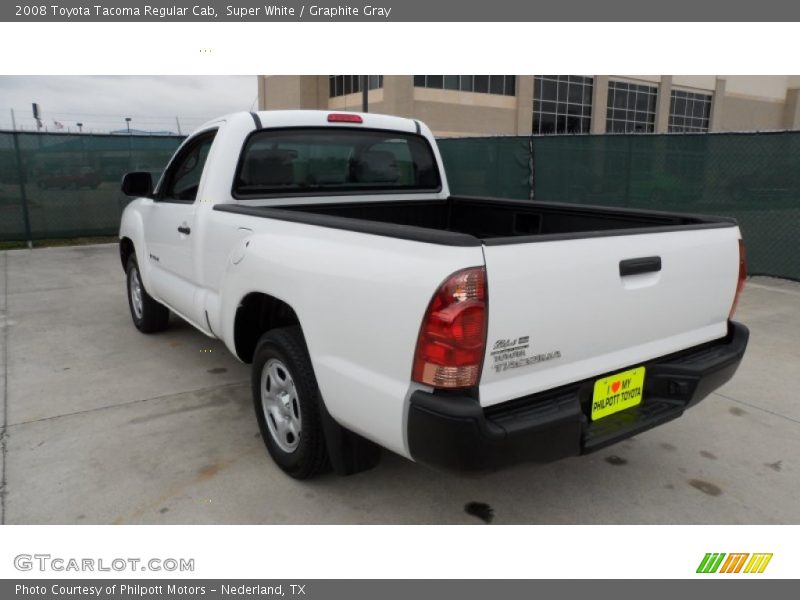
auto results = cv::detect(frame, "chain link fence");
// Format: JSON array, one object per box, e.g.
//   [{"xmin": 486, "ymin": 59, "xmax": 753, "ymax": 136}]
[
  {"xmin": 1, "ymin": 129, "xmax": 797, "ymax": 280},
  {"xmin": 440, "ymin": 132, "xmax": 800, "ymax": 281},
  {"xmin": 0, "ymin": 130, "xmax": 183, "ymax": 242}
]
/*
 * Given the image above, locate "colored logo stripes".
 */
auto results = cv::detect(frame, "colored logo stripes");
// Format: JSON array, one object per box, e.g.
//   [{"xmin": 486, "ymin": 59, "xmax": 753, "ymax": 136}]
[{"xmin": 697, "ymin": 553, "xmax": 773, "ymax": 574}]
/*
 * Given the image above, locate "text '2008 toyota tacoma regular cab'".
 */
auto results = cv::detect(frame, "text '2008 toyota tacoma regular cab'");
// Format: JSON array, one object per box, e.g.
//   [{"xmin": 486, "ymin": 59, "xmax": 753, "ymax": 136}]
[{"xmin": 119, "ymin": 110, "xmax": 748, "ymax": 479}]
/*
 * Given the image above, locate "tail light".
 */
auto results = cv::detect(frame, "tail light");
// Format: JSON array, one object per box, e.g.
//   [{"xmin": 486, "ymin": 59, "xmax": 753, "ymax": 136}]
[
  {"xmin": 412, "ymin": 267, "xmax": 487, "ymax": 389},
  {"xmin": 729, "ymin": 240, "xmax": 747, "ymax": 319}
]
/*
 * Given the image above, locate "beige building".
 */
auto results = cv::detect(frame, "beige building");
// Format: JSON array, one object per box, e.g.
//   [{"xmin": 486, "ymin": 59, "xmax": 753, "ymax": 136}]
[{"xmin": 258, "ymin": 75, "xmax": 800, "ymax": 137}]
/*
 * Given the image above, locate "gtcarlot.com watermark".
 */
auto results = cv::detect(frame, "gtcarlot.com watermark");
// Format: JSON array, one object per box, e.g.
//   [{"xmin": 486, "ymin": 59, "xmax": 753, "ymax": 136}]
[{"xmin": 14, "ymin": 554, "xmax": 195, "ymax": 573}]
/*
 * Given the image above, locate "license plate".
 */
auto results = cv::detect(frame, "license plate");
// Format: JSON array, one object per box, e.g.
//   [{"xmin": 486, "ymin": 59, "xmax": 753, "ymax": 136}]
[{"xmin": 591, "ymin": 366, "xmax": 646, "ymax": 421}]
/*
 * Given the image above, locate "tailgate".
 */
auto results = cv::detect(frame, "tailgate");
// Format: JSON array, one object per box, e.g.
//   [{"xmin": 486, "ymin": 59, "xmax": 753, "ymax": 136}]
[{"xmin": 479, "ymin": 226, "xmax": 741, "ymax": 407}]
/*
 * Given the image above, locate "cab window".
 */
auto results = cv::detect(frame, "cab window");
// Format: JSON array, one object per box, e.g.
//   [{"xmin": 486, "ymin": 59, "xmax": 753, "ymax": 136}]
[{"xmin": 234, "ymin": 128, "xmax": 441, "ymax": 197}]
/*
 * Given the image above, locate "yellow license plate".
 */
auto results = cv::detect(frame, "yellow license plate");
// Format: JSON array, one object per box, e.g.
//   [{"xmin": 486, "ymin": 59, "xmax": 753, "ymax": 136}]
[{"xmin": 591, "ymin": 366, "xmax": 646, "ymax": 421}]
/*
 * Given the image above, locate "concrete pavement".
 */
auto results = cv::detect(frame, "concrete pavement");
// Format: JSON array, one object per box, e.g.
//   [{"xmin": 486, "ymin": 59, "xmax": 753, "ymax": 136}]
[{"xmin": 0, "ymin": 244, "xmax": 797, "ymax": 524}]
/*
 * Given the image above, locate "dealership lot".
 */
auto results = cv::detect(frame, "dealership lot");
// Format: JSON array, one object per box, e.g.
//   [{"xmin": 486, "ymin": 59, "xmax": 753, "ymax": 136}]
[{"xmin": 0, "ymin": 244, "xmax": 798, "ymax": 524}]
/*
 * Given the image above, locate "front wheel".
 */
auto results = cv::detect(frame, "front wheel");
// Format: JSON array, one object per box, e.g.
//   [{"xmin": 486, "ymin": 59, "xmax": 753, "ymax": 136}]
[
  {"xmin": 126, "ymin": 255, "xmax": 169, "ymax": 333},
  {"xmin": 251, "ymin": 327, "xmax": 329, "ymax": 479}
]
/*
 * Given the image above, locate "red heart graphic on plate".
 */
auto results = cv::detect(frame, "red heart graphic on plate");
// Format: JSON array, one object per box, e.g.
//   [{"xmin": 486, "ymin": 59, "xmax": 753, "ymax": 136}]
[{"xmin": 611, "ymin": 381, "xmax": 621, "ymax": 393}]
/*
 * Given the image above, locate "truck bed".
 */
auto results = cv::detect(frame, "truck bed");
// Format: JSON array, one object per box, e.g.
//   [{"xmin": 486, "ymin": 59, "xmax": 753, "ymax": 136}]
[
  {"xmin": 214, "ymin": 193, "xmax": 742, "ymax": 408},
  {"xmin": 215, "ymin": 196, "xmax": 736, "ymax": 246}
]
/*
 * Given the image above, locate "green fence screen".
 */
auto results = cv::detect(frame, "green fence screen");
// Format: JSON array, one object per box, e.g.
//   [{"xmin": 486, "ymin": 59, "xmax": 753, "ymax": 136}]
[
  {"xmin": 2, "ymin": 130, "xmax": 798, "ymax": 281},
  {"xmin": 0, "ymin": 131, "xmax": 184, "ymax": 241},
  {"xmin": 439, "ymin": 132, "xmax": 800, "ymax": 280},
  {"xmin": 437, "ymin": 136, "xmax": 531, "ymax": 200}
]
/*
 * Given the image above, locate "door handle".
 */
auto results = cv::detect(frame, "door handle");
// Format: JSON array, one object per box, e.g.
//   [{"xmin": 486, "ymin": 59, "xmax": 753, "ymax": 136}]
[
  {"xmin": 177, "ymin": 225, "xmax": 191, "ymax": 235},
  {"xmin": 619, "ymin": 256, "xmax": 661, "ymax": 277}
]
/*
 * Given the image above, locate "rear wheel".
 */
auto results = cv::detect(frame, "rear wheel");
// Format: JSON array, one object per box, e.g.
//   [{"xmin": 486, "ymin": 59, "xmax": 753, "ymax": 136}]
[
  {"xmin": 126, "ymin": 255, "xmax": 169, "ymax": 333},
  {"xmin": 252, "ymin": 327, "xmax": 329, "ymax": 479}
]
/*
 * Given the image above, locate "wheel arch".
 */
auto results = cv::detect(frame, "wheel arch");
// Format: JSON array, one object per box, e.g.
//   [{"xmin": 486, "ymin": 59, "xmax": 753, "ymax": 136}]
[
  {"xmin": 119, "ymin": 236, "xmax": 135, "ymax": 273},
  {"xmin": 233, "ymin": 292, "xmax": 303, "ymax": 363}
]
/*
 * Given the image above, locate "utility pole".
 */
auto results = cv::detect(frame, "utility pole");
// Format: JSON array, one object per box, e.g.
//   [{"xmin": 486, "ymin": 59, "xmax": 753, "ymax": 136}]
[
  {"xmin": 77, "ymin": 122, "xmax": 83, "ymax": 133},
  {"xmin": 32, "ymin": 102, "xmax": 42, "ymax": 130},
  {"xmin": 175, "ymin": 116, "xmax": 182, "ymax": 136},
  {"xmin": 10, "ymin": 108, "xmax": 16, "ymax": 131},
  {"xmin": 361, "ymin": 75, "xmax": 369, "ymax": 112}
]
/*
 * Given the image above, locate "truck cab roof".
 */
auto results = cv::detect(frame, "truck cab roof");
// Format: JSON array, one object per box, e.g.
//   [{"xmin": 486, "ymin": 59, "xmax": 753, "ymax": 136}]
[{"xmin": 197, "ymin": 110, "xmax": 423, "ymax": 136}]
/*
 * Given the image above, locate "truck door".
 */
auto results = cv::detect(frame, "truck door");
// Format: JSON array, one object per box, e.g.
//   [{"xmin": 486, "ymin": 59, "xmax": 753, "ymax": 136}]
[{"xmin": 144, "ymin": 129, "xmax": 216, "ymax": 324}]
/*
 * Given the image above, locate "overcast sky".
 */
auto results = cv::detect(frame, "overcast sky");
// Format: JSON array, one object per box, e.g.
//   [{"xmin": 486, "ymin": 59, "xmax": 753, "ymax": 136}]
[{"xmin": 0, "ymin": 76, "xmax": 256, "ymax": 134}]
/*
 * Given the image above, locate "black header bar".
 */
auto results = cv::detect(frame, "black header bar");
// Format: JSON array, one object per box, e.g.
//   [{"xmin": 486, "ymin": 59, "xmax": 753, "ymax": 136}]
[{"xmin": 4, "ymin": 1, "xmax": 800, "ymax": 22}]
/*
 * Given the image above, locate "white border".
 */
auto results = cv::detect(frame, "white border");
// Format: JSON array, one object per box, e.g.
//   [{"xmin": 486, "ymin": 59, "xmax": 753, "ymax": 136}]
[
  {"xmin": 0, "ymin": 525, "xmax": 796, "ymax": 579},
  {"xmin": 0, "ymin": 23, "xmax": 799, "ymax": 75}
]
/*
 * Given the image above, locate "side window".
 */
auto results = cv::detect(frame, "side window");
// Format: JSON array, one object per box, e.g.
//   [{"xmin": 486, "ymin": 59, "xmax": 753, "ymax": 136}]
[{"xmin": 161, "ymin": 131, "xmax": 216, "ymax": 202}]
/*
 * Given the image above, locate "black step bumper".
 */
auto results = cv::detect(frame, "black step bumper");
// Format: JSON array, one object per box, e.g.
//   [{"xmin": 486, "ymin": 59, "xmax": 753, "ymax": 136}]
[{"xmin": 407, "ymin": 321, "xmax": 749, "ymax": 473}]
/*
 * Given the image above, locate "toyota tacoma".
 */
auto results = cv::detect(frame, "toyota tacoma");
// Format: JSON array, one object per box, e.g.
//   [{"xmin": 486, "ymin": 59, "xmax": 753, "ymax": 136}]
[{"xmin": 118, "ymin": 110, "xmax": 748, "ymax": 478}]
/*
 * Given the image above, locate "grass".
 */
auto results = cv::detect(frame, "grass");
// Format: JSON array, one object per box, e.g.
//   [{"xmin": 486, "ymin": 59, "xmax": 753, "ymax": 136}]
[{"xmin": 0, "ymin": 236, "xmax": 117, "ymax": 250}]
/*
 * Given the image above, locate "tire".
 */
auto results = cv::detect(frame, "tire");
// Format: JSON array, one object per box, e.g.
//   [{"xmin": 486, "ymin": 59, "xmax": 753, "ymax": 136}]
[
  {"xmin": 251, "ymin": 326, "xmax": 330, "ymax": 479},
  {"xmin": 125, "ymin": 255, "xmax": 170, "ymax": 333}
]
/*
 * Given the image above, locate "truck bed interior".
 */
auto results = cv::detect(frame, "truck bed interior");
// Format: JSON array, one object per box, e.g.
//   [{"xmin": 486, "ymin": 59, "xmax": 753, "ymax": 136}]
[
  {"xmin": 215, "ymin": 196, "xmax": 734, "ymax": 246},
  {"xmin": 280, "ymin": 197, "xmax": 726, "ymax": 238}
]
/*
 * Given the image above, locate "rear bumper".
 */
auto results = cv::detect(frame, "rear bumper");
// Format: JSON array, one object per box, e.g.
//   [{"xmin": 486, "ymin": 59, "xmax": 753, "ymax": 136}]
[{"xmin": 407, "ymin": 321, "xmax": 749, "ymax": 473}]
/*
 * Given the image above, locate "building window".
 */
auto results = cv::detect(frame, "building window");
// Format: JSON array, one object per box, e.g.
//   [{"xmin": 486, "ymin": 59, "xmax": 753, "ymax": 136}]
[
  {"xmin": 533, "ymin": 75, "xmax": 593, "ymax": 135},
  {"xmin": 329, "ymin": 76, "xmax": 383, "ymax": 98},
  {"xmin": 668, "ymin": 90, "xmax": 712, "ymax": 132},
  {"xmin": 606, "ymin": 80, "xmax": 657, "ymax": 133},
  {"xmin": 413, "ymin": 75, "xmax": 516, "ymax": 96}
]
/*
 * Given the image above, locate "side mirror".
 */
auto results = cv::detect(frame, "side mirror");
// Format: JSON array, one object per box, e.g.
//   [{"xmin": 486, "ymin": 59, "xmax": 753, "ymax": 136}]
[{"xmin": 121, "ymin": 172, "xmax": 153, "ymax": 197}]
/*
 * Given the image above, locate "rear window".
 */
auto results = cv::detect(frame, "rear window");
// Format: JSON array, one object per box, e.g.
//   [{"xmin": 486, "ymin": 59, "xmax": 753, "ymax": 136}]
[{"xmin": 234, "ymin": 127, "xmax": 441, "ymax": 197}]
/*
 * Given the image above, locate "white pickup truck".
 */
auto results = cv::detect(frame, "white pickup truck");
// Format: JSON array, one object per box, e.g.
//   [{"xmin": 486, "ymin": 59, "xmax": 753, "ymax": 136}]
[{"xmin": 119, "ymin": 110, "xmax": 748, "ymax": 478}]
